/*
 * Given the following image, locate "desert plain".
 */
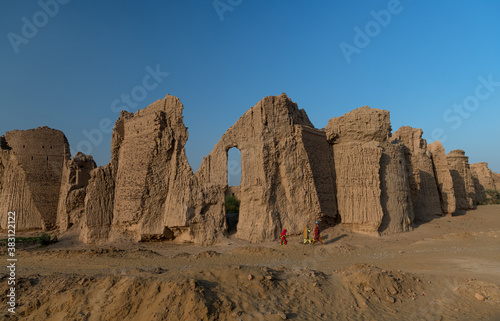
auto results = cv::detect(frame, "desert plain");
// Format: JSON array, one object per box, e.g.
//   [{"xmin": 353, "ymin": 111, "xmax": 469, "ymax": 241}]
[{"xmin": 1, "ymin": 204, "xmax": 499, "ymax": 321}]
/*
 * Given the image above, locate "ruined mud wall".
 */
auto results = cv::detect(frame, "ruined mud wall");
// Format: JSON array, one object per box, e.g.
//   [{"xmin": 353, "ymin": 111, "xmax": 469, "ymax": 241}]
[
  {"xmin": 80, "ymin": 164, "xmax": 116, "ymax": 242},
  {"xmin": 195, "ymin": 94, "xmax": 337, "ymax": 242},
  {"xmin": 326, "ymin": 107, "xmax": 413, "ymax": 235},
  {"xmin": 80, "ymin": 97, "xmax": 201, "ymax": 243},
  {"xmin": 447, "ymin": 150, "xmax": 475, "ymax": 212},
  {"xmin": 80, "ymin": 93, "xmax": 337, "ymax": 244},
  {"xmin": 428, "ymin": 141, "xmax": 456, "ymax": 215},
  {"xmin": 494, "ymin": 173, "xmax": 500, "ymax": 191},
  {"xmin": 378, "ymin": 141, "xmax": 414, "ymax": 235},
  {"xmin": 111, "ymin": 98, "xmax": 183, "ymax": 237},
  {"xmin": 0, "ymin": 127, "xmax": 69, "ymax": 230},
  {"xmin": 470, "ymin": 162, "xmax": 497, "ymax": 203},
  {"xmin": 299, "ymin": 126, "xmax": 337, "ymax": 225},
  {"xmin": 0, "ymin": 149, "xmax": 43, "ymax": 230},
  {"xmin": 57, "ymin": 152, "xmax": 96, "ymax": 231},
  {"xmin": 392, "ymin": 127, "xmax": 443, "ymax": 221},
  {"xmin": 329, "ymin": 141, "xmax": 384, "ymax": 234},
  {"xmin": 5, "ymin": 93, "xmax": 497, "ymax": 243}
]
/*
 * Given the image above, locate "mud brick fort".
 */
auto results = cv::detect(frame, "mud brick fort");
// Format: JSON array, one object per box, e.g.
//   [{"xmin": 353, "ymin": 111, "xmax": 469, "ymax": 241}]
[{"xmin": 1, "ymin": 94, "xmax": 499, "ymax": 244}]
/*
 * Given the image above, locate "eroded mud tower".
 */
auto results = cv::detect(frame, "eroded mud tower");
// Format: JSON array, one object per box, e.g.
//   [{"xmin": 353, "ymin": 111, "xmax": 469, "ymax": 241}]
[
  {"xmin": 471, "ymin": 162, "xmax": 498, "ymax": 203},
  {"xmin": 0, "ymin": 127, "xmax": 70, "ymax": 231},
  {"xmin": 325, "ymin": 106, "xmax": 413, "ymax": 235},
  {"xmin": 446, "ymin": 150, "xmax": 476, "ymax": 212},
  {"xmin": 428, "ymin": 141, "xmax": 456, "ymax": 215}
]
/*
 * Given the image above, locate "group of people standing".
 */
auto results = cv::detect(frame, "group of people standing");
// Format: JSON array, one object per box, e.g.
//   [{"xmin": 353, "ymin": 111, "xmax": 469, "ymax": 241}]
[{"xmin": 280, "ymin": 220, "xmax": 323, "ymax": 246}]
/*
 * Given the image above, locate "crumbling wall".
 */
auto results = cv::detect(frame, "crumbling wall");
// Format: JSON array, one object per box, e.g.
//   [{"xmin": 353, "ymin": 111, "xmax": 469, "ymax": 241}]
[
  {"xmin": 57, "ymin": 152, "xmax": 96, "ymax": 231},
  {"xmin": 378, "ymin": 141, "xmax": 413, "ymax": 235},
  {"xmin": 80, "ymin": 93, "xmax": 337, "ymax": 244},
  {"xmin": 493, "ymin": 172, "xmax": 500, "ymax": 191},
  {"xmin": 80, "ymin": 164, "xmax": 115, "ymax": 243},
  {"xmin": 447, "ymin": 150, "xmax": 475, "ymax": 212},
  {"xmin": 392, "ymin": 127, "xmax": 443, "ymax": 221},
  {"xmin": 0, "ymin": 150, "xmax": 43, "ymax": 230},
  {"xmin": 81, "ymin": 97, "xmax": 201, "ymax": 243},
  {"xmin": 79, "ymin": 96, "xmax": 235, "ymax": 244},
  {"xmin": 7, "ymin": 94, "xmax": 496, "ymax": 244},
  {"xmin": 326, "ymin": 106, "xmax": 413, "ymax": 235},
  {"xmin": 470, "ymin": 162, "xmax": 497, "ymax": 203},
  {"xmin": 79, "ymin": 111, "xmax": 131, "ymax": 244},
  {"xmin": 330, "ymin": 141, "xmax": 384, "ymax": 234},
  {"xmin": 111, "ymin": 101, "xmax": 176, "ymax": 232},
  {"xmin": 0, "ymin": 127, "xmax": 69, "ymax": 231},
  {"xmin": 428, "ymin": 141, "xmax": 456, "ymax": 215},
  {"xmin": 300, "ymin": 126, "xmax": 337, "ymax": 225},
  {"xmin": 196, "ymin": 94, "xmax": 337, "ymax": 242}
]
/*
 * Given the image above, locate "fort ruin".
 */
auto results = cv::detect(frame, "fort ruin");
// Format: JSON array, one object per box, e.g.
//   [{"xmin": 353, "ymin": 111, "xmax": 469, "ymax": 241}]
[{"xmin": 1, "ymin": 93, "xmax": 499, "ymax": 244}]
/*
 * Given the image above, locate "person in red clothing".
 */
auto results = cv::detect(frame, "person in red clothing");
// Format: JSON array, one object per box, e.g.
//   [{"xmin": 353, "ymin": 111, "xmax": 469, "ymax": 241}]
[
  {"xmin": 280, "ymin": 229, "xmax": 288, "ymax": 245},
  {"xmin": 312, "ymin": 221, "xmax": 323, "ymax": 245}
]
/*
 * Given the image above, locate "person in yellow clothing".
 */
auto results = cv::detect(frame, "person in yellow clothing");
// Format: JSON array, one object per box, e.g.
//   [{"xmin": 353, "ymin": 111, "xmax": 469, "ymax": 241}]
[{"xmin": 303, "ymin": 225, "xmax": 312, "ymax": 244}]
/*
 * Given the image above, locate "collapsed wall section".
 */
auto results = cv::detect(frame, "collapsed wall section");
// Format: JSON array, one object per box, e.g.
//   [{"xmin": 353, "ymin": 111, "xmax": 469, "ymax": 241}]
[{"xmin": 392, "ymin": 127, "xmax": 443, "ymax": 221}]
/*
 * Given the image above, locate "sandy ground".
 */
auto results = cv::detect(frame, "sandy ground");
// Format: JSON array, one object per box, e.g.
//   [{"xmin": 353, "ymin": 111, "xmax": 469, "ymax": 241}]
[{"xmin": 1, "ymin": 205, "xmax": 500, "ymax": 320}]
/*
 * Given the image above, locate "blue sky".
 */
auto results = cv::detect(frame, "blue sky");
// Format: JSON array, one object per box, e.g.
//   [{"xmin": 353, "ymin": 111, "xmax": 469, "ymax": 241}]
[{"xmin": 1, "ymin": 0, "xmax": 499, "ymax": 183}]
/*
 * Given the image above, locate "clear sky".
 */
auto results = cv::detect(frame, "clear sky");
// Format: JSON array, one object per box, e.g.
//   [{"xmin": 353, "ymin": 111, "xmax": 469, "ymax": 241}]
[{"xmin": 1, "ymin": 0, "xmax": 499, "ymax": 183}]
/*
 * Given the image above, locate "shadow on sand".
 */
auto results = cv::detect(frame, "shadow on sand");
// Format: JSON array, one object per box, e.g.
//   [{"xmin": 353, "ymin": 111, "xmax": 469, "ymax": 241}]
[{"xmin": 323, "ymin": 234, "xmax": 348, "ymax": 245}]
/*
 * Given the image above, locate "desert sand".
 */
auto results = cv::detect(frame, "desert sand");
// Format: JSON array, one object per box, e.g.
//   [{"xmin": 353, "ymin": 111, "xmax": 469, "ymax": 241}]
[{"xmin": 1, "ymin": 204, "xmax": 499, "ymax": 320}]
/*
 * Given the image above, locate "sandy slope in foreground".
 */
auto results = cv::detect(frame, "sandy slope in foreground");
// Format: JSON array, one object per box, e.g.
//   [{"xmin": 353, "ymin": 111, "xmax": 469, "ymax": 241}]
[{"xmin": 1, "ymin": 205, "xmax": 500, "ymax": 320}]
